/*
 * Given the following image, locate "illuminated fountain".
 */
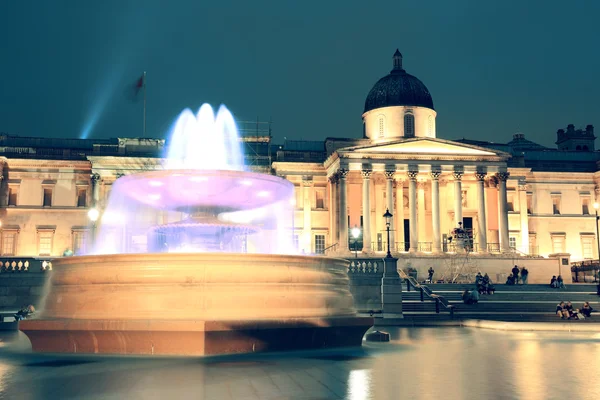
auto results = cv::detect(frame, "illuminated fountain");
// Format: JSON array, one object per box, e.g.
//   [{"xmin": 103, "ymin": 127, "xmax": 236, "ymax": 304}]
[{"xmin": 20, "ymin": 104, "xmax": 372, "ymax": 356}]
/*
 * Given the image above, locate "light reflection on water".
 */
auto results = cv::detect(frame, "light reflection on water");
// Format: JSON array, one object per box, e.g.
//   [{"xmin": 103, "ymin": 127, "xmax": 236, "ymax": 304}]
[{"xmin": 0, "ymin": 327, "xmax": 599, "ymax": 399}]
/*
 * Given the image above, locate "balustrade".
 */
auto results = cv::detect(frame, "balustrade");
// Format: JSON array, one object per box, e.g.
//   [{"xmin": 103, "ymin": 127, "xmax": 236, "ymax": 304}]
[{"xmin": 0, "ymin": 257, "xmax": 54, "ymax": 273}]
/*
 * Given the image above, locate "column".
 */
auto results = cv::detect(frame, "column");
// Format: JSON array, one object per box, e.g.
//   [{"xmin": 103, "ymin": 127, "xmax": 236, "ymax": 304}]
[
  {"xmin": 518, "ymin": 180, "xmax": 529, "ymax": 253},
  {"xmin": 497, "ymin": 172, "xmax": 510, "ymax": 252},
  {"xmin": 302, "ymin": 177, "xmax": 313, "ymax": 253},
  {"xmin": 361, "ymin": 165, "xmax": 372, "ymax": 253},
  {"xmin": 475, "ymin": 172, "xmax": 488, "ymax": 252},
  {"xmin": 408, "ymin": 169, "xmax": 418, "ymax": 252},
  {"xmin": 430, "ymin": 170, "xmax": 441, "ymax": 253},
  {"xmin": 417, "ymin": 181, "xmax": 426, "ymax": 251},
  {"xmin": 328, "ymin": 174, "xmax": 338, "ymax": 246},
  {"xmin": 385, "ymin": 168, "xmax": 396, "ymax": 251},
  {"xmin": 338, "ymin": 168, "xmax": 349, "ymax": 252},
  {"xmin": 395, "ymin": 178, "xmax": 405, "ymax": 249},
  {"xmin": 453, "ymin": 170, "xmax": 463, "ymax": 228},
  {"xmin": 91, "ymin": 173, "xmax": 101, "ymax": 208}
]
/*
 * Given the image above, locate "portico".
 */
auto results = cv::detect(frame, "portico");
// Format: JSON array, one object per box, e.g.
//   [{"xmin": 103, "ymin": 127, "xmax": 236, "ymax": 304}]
[{"xmin": 325, "ymin": 137, "xmax": 511, "ymax": 256}]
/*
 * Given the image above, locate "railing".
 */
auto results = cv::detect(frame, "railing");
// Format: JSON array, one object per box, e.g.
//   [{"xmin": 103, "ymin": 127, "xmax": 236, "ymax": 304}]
[
  {"xmin": 348, "ymin": 259, "xmax": 382, "ymax": 274},
  {"xmin": 0, "ymin": 257, "xmax": 55, "ymax": 273},
  {"xmin": 398, "ymin": 269, "xmax": 455, "ymax": 317},
  {"xmin": 487, "ymin": 243, "xmax": 501, "ymax": 253},
  {"xmin": 323, "ymin": 243, "xmax": 338, "ymax": 255},
  {"xmin": 418, "ymin": 242, "xmax": 432, "ymax": 252}
]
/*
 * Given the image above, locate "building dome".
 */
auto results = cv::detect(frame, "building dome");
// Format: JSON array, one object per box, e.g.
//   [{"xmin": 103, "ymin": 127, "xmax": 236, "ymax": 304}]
[{"xmin": 364, "ymin": 50, "xmax": 434, "ymax": 113}]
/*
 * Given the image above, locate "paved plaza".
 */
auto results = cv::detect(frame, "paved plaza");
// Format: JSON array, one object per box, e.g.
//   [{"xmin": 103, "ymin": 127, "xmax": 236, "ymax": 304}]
[{"xmin": 1, "ymin": 327, "xmax": 599, "ymax": 399}]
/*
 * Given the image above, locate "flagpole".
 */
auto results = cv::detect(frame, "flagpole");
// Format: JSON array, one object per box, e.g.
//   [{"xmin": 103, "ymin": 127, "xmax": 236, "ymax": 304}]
[{"xmin": 143, "ymin": 71, "xmax": 147, "ymax": 136}]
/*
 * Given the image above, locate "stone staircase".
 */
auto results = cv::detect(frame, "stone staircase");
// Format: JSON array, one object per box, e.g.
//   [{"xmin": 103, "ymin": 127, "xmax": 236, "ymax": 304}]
[{"xmin": 401, "ymin": 283, "xmax": 600, "ymax": 321}]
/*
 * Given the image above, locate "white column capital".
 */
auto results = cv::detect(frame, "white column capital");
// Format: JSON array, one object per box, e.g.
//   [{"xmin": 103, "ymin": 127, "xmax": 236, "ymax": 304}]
[{"xmin": 407, "ymin": 170, "xmax": 419, "ymax": 181}]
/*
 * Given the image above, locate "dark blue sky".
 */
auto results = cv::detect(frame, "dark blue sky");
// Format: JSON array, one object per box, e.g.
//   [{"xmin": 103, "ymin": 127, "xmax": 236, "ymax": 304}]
[{"xmin": 1, "ymin": 1, "xmax": 598, "ymax": 147}]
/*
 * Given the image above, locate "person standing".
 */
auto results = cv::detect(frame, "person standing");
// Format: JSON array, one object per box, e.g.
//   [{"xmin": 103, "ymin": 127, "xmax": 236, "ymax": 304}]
[
  {"xmin": 427, "ymin": 267, "xmax": 435, "ymax": 283},
  {"xmin": 520, "ymin": 267, "xmax": 529, "ymax": 285},
  {"xmin": 512, "ymin": 265, "xmax": 520, "ymax": 284}
]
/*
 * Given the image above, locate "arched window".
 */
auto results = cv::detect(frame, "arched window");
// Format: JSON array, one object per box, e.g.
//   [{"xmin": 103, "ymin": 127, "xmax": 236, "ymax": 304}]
[
  {"xmin": 576, "ymin": 145, "xmax": 582, "ymax": 150},
  {"xmin": 404, "ymin": 114, "xmax": 415, "ymax": 137},
  {"xmin": 583, "ymin": 145, "xmax": 589, "ymax": 151},
  {"xmin": 378, "ymin": 115, "xmax": 385, "ymax": 138}
]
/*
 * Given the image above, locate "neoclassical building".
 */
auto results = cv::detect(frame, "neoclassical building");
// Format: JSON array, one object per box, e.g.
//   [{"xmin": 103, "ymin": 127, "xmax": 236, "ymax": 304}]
[{"xmin": 0, "ymin": 50, "xmax": 598, "ymax": 267}]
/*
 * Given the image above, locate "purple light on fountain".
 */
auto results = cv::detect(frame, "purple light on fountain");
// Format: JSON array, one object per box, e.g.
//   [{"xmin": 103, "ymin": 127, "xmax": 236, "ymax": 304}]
[{"xmin": 89, "ymin": 104, "xmax": 295, "ymax": 256}]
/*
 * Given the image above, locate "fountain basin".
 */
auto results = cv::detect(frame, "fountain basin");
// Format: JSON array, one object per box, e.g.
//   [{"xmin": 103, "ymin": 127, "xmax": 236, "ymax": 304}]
[{"xmin": 20, "ymin": 253, "xmax": 373, "ymax": 356}]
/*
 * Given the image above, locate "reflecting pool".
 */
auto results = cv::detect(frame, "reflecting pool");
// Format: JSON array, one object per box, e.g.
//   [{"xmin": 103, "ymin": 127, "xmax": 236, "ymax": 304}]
[{"xmin": 1, "ymin": 327, "xmax": 599, "ymax": 399}]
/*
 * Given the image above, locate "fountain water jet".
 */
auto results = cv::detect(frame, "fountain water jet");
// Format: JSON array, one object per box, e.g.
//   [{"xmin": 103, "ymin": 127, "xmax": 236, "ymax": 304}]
[{"xmin": 20, "ymin": 104, "xmax": 372, "ymax": 356}]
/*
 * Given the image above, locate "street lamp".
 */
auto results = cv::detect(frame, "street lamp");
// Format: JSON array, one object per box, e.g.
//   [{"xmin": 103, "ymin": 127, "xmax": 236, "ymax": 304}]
[
  {"xmin": 351, "ymin": 226, "xmax": 360, "ymax": 258},
  {"xmin": 383, "ymin": 208, "xmax": 393, "ymax": 258},
  {"xmin": 88, "ymin": 208, "xmax": 100, "ymax": 247},
  {"xmin": 594, "ymin": 202, "xmax": 600, "ymax": 282}
]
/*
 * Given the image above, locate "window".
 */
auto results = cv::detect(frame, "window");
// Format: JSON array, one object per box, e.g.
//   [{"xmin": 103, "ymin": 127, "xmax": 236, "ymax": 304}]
[
  {"xmin": 43, "ymin": 188, "xmax": 53, "ymax": 207},
  {"xmin": 314, "ymin": 235, "xmax": 325, "ymax": 254},
  {"xmin": 507, "ymin": 193, "xmax": 515, "ymax": 212},
  {"xmin": 8, "ymin": 187, "xmax": 18, "ymax": 206},
  {"xmin": 1, "ymin": 231, "xmax": 17, "ymax": 255},
  {"xmin": 72, "ymin": 230, "xmax": 88, "ymax": 255},
  {"xmin": 509, "ymin": 237, "xmax": 517, "ymax": 249},
  {"xmin": 38, "ymin": 230, "xmax": 54, "ymax": 256},
  {"xmin": 315, "ymin": 189, "xmax": 325, "ymax": 209},
  {"xmin": 551, "ymin": 234, "xmax": 566, "ymax": 253},
  {"xmin": 581, "ymin": 197, "xmax": 590, "ymax": 215},
  {"xmin": 77, "ymin": 188, "xmax": 87, "ymax": 207},
  {"xmin": 293, "ymin": 235, "xmax": 299, "ymax": 251},
  {"xmin": 526, "ymin": 194, "xmax": 533, "ymax": 214},
  {"xmin": 529, "ymin": 233, "xmax": 537, "ymax": 255},
  {"xmin": 404, "ymin": 114, "xmax": 415, "ymax": 137},
  {"xmin": 378, "ymin": 116, "xmax": 385, "ymax": 138},
  {"xmin": 552, "ymin": 195, "xmax": 561, "ymax": 215},
  {"xmin": 581, "ymin": 235, "xmax": 594, "ymax": 259}
]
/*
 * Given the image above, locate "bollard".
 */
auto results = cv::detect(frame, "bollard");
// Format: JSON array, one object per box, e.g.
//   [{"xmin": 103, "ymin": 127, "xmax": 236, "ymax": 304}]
[
  {"xmin": 420, "ymin": 287, "xmax": 424, "ymax": 302},
  {"xmin": 435, "ymin": 298, "xmax": 440, "ymax": 313}
]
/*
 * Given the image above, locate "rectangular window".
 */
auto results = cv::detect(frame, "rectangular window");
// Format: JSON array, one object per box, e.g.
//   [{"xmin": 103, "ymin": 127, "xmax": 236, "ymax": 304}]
[
  {"xmin": 77, "ymin": 188, "xmax": 87, "ymax": 207},
  {"xmin": 314, "ymin": 234, "xmax": 325, "ymax": 254},
  {"xmin": 582, "ymin": 236, "xmax": 594, "ymax": 259},
  {"xmin": 293, "ymin": 235, "xmax": 299, "ymax": 251},
  {"xmin": 552, "ymin": 195, "xmax": 561, "ymax": 215},
  {"xmin": 526, "ymin": 194, "xmax": 533, "ymax": 214},
  {"xmin": 1, "ymin": 231, "xmax": 17, "ymax": 255},
  {"xmin": 72, "ymin": 230, "xmax": 88, "ymax": 255},
  {"xmin": 581, "ymin": 197, "xmax": 590, "ymax": 215},
  {"xmin": 38, "ymin": 231, "xmax": 54, "ymax": 256},
  {"xmin": 507, "ymin": 194, "xmax": 515, "ymax": 212},
  {"xmin": 315, "ymin": 189, "xmax": 325, "ymax": 209},
  {"xmin": 8, "ymin": 187, "xmax": 18, "ymax": 206},
  {"xmin": 43, "ymin": 188, "xmax": 53, "ymax": 207},
  {"xmin": 551, "ymin": 234, "xmax": 565, "ymax": 253},
  {"xmin": 509, "ymin": 237, "xmax": 517, "ymax": 249}
]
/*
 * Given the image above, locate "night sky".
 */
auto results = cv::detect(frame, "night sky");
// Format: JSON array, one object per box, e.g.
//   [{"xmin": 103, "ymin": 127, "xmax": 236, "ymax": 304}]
[{"xmin": 1, "ymin": 1, "xmax": 598, "ymax": 147}]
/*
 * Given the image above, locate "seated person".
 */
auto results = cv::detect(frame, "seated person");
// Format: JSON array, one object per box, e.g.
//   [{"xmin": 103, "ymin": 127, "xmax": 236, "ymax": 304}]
[
  {"xmin": 470, "ymin": 288, "xmax": 480, "ymax": 303},
  {"xmin": 582, "ymin": 302, "xmax": 594, "ymax": 318},
  {"xmin": 556, "ymin": 301, "xmax": 569, "ymax": 319},
  {"xmin": 14, "ymin": 304, "xmax": 35, "ymax": 321},
  {"xmin": 565, "ymin": 301, "xmax": 575, "ymax": 318},
  {"xmin": 506, "ymin": 274, "xmax": 515, "ymax": 285},
  {"xmin": 550, "ymin": 276, "xmax": 557, "ymax": 288},
  {"xmin": 557, "ymin": 275, "xmax": 566, "ymax": 289},
  {"xmin": 462, "ymin": 290, "xmax": 473, "ymax": 304}
]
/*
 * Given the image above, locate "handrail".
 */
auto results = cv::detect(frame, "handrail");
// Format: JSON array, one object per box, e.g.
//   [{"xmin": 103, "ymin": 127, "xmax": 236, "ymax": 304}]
[
  {"xmin": 323, "ymin": 243, "xmax": 338, "ymax": 255},
  {"xmin": 398, "ymin": 269, "xmax": 455, "ymax": 317}
]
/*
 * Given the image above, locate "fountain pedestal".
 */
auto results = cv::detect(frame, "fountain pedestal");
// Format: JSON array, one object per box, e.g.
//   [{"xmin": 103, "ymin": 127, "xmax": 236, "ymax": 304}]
[{"xmin": 20, "ymin": 253, "xmax": 372, "ymax": 356}]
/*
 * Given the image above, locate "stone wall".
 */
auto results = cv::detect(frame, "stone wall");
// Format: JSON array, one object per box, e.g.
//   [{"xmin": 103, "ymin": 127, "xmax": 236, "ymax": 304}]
[{"xmin": 0, "ymin": 272, "xmax": 51, "ymax": 311}]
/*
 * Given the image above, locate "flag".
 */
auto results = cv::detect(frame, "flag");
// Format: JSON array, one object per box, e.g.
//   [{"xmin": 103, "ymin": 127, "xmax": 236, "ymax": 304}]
[
  {"xmin": 134, "ymin": 73, "xmax": 145, "ymax": 97},
  {"xmin": 127, "ymin": 73, "xmax": 145, "ymax": 101}
]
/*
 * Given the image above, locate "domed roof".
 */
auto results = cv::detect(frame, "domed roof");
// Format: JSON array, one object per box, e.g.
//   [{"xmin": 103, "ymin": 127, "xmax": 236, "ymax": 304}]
[{"xmin": 364, "ymin": 50, "xmax": 434, "ymax": 113}]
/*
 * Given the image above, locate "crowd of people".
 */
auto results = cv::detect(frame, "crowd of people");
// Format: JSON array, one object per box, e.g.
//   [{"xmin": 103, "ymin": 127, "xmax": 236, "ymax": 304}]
[
  {"xmin": 556, "ymin": 301, "xmax": 593, "ymax": 320},
  {"xmin": 506, "ymin": 265, "xmax": 529, "ymax": 285}
]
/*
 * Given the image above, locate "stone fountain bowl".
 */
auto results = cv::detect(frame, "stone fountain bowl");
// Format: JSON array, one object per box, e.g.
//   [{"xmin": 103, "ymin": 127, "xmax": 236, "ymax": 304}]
[{"xmin": 20, "ymin": 253, "xmax": 372, "ymax": 356}]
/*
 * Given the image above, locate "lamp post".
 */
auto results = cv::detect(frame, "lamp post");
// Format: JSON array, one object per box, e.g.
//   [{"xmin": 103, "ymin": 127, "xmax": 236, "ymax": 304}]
[
  {"xmin": 351, "ymin": 226, "xmax": 360, "ymax": 258},
  {"xmin": 383, "ymin": 208, "xmax": 393, "ymax": 258},
  {"xmin": 88, "ymin": 207, "xmax": 100, "ymax": 249},
  {"xmin": 594, "ymin": 202, "xmax": 600, "ymax": 282}
]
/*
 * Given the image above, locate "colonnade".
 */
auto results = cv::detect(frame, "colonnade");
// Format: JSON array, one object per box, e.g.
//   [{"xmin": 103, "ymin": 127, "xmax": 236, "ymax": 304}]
[{"xmin": 330, "ymin": 165, "xmax": 511, "ymax": 254}]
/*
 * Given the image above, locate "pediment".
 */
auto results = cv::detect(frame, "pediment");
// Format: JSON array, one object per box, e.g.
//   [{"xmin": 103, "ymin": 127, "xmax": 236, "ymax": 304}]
[{"xmin": 345, "ymin": 138, "xmax": 500, "ymax": 156}]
